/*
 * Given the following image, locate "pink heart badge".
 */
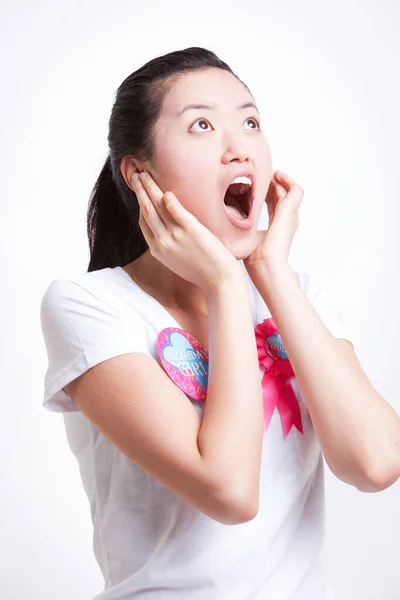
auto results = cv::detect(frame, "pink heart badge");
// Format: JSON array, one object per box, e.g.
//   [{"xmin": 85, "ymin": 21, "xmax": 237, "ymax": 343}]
[{"xmin": 156, "ymin": 327, "xmax": 209, "ymax": 401}]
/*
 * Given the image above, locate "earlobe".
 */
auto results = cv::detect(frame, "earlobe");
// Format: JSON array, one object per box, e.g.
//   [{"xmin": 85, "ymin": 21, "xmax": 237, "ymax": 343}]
[{"xmin": 120, "ymin": 156, "xmax": 143, "ymax": 191}]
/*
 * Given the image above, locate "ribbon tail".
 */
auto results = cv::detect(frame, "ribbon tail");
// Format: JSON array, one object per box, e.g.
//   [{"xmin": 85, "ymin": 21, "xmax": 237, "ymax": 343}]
[
  {"xmin": 261, "ymin": 371, "xmax": 280, "ymax": 431},
  {"xmin": 276, "ymin": 377, "xmax": 304, "ymax": 437}
]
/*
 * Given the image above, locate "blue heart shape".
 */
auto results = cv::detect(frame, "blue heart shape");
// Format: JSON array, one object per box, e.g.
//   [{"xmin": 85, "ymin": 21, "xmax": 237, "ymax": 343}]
[
  {"xmin": 162, "ymin": 332, "xmax": 208, "ymax": 389},
  {"xmin": 266, "ymin": 333, "xmax": 289, "ymax": 360}
]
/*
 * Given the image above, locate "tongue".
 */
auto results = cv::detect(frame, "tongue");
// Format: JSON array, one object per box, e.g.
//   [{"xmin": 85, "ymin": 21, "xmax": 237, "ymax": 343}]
[
  {"xmin": 224, "ymin": 188, "xmax": 248, "ymax": 219},
  {"xmin": 225, "ymin": 204, "xmax": 247, "ymax": 219}
]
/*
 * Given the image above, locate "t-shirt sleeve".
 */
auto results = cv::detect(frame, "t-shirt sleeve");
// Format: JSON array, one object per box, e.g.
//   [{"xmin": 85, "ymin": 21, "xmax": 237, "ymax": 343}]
[
  {"xmin": 40, "ymin": 278, "xmax": 152, "ymax": 413},
  {"xmin": 295, "ymin": 270, "xmax": 355, "ymax": 348}
]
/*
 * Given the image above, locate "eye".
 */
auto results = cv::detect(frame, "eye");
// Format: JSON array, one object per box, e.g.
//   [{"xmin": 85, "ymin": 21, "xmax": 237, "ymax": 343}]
[
  {"xmin": 189, "ymin": 116, "xmax": 261, "ymax": 132},
  {"xmin": 190, "ymin": 118, "xmax": 212, "ymax": 132},
  {"xmin": 245, "ymin": 117, "xmax": 260, "ymax": 130}
]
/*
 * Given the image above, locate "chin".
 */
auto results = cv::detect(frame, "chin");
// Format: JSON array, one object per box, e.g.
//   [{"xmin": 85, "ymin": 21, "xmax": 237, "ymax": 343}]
[{"xmin": 224, "ymin": 236, "xmax": 257, "ymax": 261}]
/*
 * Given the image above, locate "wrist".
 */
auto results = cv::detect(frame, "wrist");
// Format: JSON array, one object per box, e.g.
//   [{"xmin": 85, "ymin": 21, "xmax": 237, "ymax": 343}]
[
  {"xmin": 205, "ymin": 263, "xmax": 246, "ymax": 299},
  {"xmin": 246, "ymin": 257, "xmax": 293, "ymax": 280},
  {"xmin": 246, "ymin": 261, "xmax": 295, "ymax": 305}
]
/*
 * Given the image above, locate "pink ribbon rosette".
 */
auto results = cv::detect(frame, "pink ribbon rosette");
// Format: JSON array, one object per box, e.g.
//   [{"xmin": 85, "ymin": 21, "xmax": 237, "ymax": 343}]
[{"xmin": 255, "ymin": 318, "xmax": 303, "ymax": 437}]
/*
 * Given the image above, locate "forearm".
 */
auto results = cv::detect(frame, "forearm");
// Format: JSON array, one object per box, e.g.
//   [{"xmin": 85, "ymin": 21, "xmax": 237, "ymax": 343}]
[
  {"xmin": 198, "ymin": 269, "xmax": 264, "ymax": 510},
  {"xmin": 250, "ymin": 261, "xmax": 400, "ymax": 492}
]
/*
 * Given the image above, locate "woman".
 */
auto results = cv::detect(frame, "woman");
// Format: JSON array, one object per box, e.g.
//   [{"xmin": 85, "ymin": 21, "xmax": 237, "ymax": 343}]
[{"xmin": 40, "ymin": 46, "xmax": 400, "ymax": 599}]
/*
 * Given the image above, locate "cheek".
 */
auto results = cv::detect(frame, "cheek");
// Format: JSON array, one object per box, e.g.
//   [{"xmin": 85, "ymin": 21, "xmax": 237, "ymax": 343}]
[
  {"xmin": 157, "ymin": 161, "xmax": 212, "ymax": 217},
  {"xmin": 153, "ymin": 147, "xmax": 197, "ymax": 189},
  {"xmin": 255, "ymin": 148, "xmax": 273, "ymax": 209},
  {"xmin": 177, "ymin": 180, "xmax": 212, "ymax": 220}
]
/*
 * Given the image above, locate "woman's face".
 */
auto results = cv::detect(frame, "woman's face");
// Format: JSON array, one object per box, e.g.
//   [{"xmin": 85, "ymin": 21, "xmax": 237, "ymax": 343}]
[{"xmin": 141, "ymin": 67, "xmax": 272, "ymax": 260}]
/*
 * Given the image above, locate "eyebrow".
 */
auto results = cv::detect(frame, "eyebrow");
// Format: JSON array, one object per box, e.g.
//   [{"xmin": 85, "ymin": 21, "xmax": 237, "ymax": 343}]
[{"xmin": 177, "ymin": 102, "xmax": 259, "ymax": 117}]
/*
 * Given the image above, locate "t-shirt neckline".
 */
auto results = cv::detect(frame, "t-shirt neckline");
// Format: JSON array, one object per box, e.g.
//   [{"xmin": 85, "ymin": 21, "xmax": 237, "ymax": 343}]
[{"xmin": 114, "ymin": 266, "xmax": 185, "ymax": 331}]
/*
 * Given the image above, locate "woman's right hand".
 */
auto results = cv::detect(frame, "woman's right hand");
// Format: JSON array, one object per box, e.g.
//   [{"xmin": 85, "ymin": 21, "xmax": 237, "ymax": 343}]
[{"xmin": 131, "ymin": 171, "xmax": 241, "ymax": 293}]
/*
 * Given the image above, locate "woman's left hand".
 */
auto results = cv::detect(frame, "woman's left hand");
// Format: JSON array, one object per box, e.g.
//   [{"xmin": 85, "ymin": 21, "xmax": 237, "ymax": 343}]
[{"xmin": 243, "ymin": 170, "xmax": 304, "ymax": 275}]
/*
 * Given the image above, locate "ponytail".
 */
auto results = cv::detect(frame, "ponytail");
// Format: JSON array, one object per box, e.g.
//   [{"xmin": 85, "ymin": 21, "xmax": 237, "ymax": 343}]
[{"xmin": 86, "ymin": 155, "xmax": 148, "ymax": 272}]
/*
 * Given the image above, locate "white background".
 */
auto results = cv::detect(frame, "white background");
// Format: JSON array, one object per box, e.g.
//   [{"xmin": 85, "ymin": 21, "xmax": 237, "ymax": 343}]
[{"xmin": 2, "ymin": 1, "xmax": 399, "ymax": 598}]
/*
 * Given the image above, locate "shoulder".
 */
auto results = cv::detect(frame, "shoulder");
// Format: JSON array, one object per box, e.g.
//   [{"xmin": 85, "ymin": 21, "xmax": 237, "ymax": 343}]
[
  {"xmin": 41, "ymin": 268, "xmax": 113, "ymax": 308},
  {"xmin": 40, "ymin": 267, "xmax": 142, "ymax": 326},
  {"xmin": 40, "ymin": 276, "xmax": 95, "ymax": 314},
  {"xmin": 40, "ymin": 267, "xmax": 150, "ymax": 363},
  {"xmin": 40, "ymin": 268, "xmax": 152, "ymax": 412}
]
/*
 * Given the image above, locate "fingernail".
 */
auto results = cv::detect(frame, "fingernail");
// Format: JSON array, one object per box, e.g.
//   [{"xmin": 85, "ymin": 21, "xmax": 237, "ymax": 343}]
[{"xmin": 132, "ymin": 172, "xmax": 139, "ymax": 183}]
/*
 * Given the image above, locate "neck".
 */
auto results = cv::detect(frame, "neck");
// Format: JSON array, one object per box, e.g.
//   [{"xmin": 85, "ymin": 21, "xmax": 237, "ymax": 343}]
[{"xmin": 126, "ymin": 250, "xmax": 209, "ymax": 316}]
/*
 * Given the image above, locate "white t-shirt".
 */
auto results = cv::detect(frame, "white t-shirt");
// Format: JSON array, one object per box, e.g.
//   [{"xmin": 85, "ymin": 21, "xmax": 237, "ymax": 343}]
[{"xmin": 40, "ymin": 262, "xmax": 353, "ymax": 600}]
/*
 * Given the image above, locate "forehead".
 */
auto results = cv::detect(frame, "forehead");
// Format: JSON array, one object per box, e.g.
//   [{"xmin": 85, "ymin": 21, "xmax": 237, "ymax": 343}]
[{"xmin": 161, "ymin": 68, "xmax": 251, "ymax": 116}]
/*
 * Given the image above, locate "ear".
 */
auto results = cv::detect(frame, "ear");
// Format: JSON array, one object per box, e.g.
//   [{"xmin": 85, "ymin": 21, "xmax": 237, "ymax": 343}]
[{"xmin": 120, "ymin": 156, "xmax": 145, "ymax": 191}]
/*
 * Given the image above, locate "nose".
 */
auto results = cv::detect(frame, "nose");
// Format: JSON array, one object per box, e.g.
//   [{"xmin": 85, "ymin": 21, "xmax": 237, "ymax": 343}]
[{"xmin": 221, "ymin": 132, "xmax": 250, "ymax": 164}]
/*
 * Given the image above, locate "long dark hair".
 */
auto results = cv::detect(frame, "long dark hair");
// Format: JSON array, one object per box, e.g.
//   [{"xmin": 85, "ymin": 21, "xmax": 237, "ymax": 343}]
[{"xmin": 86, "ymin": 46, "xmax": 250, "ymax": 272}]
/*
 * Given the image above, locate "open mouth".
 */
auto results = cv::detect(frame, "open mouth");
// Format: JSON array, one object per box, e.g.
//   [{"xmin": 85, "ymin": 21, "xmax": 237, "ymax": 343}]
[{"xmin": 223, "ymin": 180, "xmax": 254, "ymax": 220}]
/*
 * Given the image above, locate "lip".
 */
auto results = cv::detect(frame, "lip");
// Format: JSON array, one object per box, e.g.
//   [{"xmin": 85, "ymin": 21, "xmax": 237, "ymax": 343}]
[{"xmin": 221, "ymin": 168, "xmax": 256, "ymax": 230}]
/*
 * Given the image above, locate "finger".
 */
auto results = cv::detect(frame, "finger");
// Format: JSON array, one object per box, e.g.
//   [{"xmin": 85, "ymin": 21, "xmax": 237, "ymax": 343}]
[
  {"xmin": 138, "ymin": 211, "xmax": 155, "ymax": 245},
  {"xmin": 275, "ymin": 170, "xmax": 302, "ymax": 194},
  {"xmin": 268, "ymin": 171, "xmax": 286, "ymax": 199},
  {"xmin": 136, "ymin": 173, "xmax": 203, "ymax": 234},
  {"xmin": 274, "ymin": 171, "xmax": 304, "ymax": 211},
  {"xmin": 267, "ymin": 178, "xmax": 285, "ymax": 202},
  {"xmin": 132, "ymin": 176, "xmax": 167, "ymax": 235},
  {"xmin": 162, "ymin": 191, "xmax": 200, "ymax": 232},
  {"xmin": 139, "ymin": 172, "xmax": 164, "ymax": 208},
  {"xmin": 272, "ymin": 178, "xmax": 287, "ymax": 202},
  {"xmin": 139, "ymin": 172, "xmax": 179, "ymax": 225},
  {"xmin": 265, "ymin": 177, "xmax": 282, "ymax": 220},
  {"xmin": 275, "ymin": 171, "xmax": 304, "ymax": 206}
]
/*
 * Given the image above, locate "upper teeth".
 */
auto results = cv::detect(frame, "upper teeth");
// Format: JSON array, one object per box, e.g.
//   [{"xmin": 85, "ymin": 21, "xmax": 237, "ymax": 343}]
[{"xmin": 230, "ymin": 175, "xmax": 252, "ymax": 186}]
